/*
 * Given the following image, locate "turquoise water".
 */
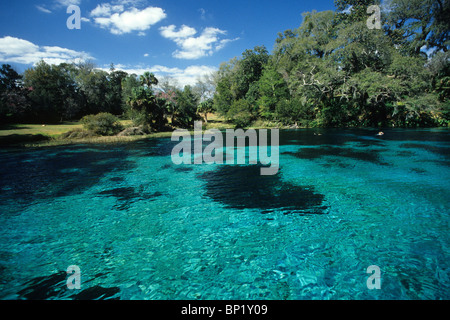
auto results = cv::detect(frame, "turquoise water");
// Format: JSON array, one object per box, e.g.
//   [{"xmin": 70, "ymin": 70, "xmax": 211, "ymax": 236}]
[{"xmin": 0, "ymin": 128, "xmax": 449, "ymax": 300}]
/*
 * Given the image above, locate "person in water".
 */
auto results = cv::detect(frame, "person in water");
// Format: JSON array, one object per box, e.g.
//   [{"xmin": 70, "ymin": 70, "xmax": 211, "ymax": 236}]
[{"xmin": 377, "ymin": 131, "xmax": 384, "ymax": 136}]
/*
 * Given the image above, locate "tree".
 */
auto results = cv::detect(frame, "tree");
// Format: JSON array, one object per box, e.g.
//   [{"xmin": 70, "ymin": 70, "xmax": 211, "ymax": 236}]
[
  {"xmin": 140, "ymin": 72, "xmax": 158, "ymax": 88},
  {"xmin": 227, "ymin": 99, "xmax": 255, "ymax": 128},
  {"xmin": 0, "ymin": 64, "xmax": 22, "ymax": 91},
  {"xmin": 23, "ymin": 60, "xmax": 80, "ymax": 122},
  {"xmin": 427, "ymin": 51, "xmax": 450, "ymax": 102},
  {"xmin": 214, "ymin": 70, "xmax": 234, "ymax": 116},
  {"xmin": 230, "ymin": 46, "xmax": 270, "ymax": 101},
  {"xmin": 107, "ymin": 66, "xmax": 128, "ymax": 115},
  {"xmin": 121, "ymin": 74, "xmax": 141, "ymax": 114},
  {"xmin": 76, "ymin": 68, "xmax": 110, "ymax": 116},
  {"xmin": 385, "ymin": 0, "xmax": 450, "ymax": 55},
  {"xmin": 334, "ymin": 0, "xmax": 381, "ymax": 24},
  {"xmin": 156, "ymin": 76, "xmax": 179, "ymax": 125},
  {"xmin": 0, "ymin": 64, "xmax": 29, "ymax": 123},
  {"xmin": 174, "ymin": 85, "xmax": 200, "ymax": 128},
  {"xmin": 127, "ymin": 72, "xmax": 167, "ymax": 132},
  {"xmin": 197, "ymin": 98, "xmax": 214, "ymax": 123},
  {"xmin": 257, "ymin": 64, "xmax": 289, "ymax": 119},
  {"xmin": 193, "ymin": 73, "xmax": 216, "ymax": 103}
]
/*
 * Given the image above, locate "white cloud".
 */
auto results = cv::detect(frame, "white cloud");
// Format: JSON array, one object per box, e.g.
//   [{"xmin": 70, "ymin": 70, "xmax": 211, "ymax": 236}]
[
  {"xmin": 104, "ymin": 63, "xmax": 217, "ymax": 88},
  {"xmin": 160, "ymin": 25, "xmax": 197, "ymax": 39},
  {"xmin": 90, "ymin": 3, "xmax": 123, "ymax": 17},
  {"xmin": 160, "ymin": 25, "xmax": 236, "ymax": 60},
  {"xmin": 0, "ymin": 36, "xmax": 93, "ymax": 66},
  {"xmin": 36, "ymin": 5, "xmax": 52, "ymax": 14},
  {"xmin": 90, "ymin": 3, "xmax": 166, "ymax": 35},
  {"xmin": 56, "ymin": 0, "xmax": 81, "ymax": 5},
  {"xmin": 54, "ymin": 0, "xmax": 81, "ymax": 7}
]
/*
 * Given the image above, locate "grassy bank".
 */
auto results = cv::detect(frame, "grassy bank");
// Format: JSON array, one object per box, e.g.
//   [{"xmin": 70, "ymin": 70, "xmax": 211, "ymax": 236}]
[
  {"xmin": 0, "ymin": 114, "xmax": 293, "ymax": 148},
  {"xmin": 0, "ymin": 123, "xmax": 178, "ymax": 148},
  {"xmin": 0, "ymin": 115, "xmax": 224, "ymax": 148}
]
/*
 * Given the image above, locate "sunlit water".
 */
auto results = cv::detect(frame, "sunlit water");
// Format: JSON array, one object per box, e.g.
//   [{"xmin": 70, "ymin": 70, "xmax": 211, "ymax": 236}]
[{"xmin": 0, "ymin": 128, "xmax": 449, "ymax": 300}]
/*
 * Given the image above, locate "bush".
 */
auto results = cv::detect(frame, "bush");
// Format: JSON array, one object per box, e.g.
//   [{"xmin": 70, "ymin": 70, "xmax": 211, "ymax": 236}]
[
  {"xmin": 81, "ymin": 113, "xmax": 123, "ymax": 136},
  {"xmin": 227, "ymin": 99, "xmax": 255, "ymax": 128},
  {"xmin": 275, "ymin": 97, "xmax": 315, "ymax": 126},
  {"xmin": 60, "ymin": 128, "xmax": 97, "ymax": 139}
]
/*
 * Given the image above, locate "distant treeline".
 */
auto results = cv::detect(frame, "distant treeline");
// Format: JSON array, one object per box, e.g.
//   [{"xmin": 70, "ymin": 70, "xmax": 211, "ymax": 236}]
[
  {"xmin": 1, "ymin": 0, "xmax": 449, "ymax": 129},
  {"xmin": 0, "ymin": 60, "xmax": 213, "ymax": 132},
  {"xmin": 213, "ymin": 0, "xmax": 450, "ymax": 127}
]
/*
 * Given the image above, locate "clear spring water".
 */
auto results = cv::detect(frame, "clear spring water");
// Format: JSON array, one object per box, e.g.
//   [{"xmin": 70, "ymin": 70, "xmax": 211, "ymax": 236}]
[{"xmin": 0, "ymin": 128, "xmax": 448, "ymax": 300}]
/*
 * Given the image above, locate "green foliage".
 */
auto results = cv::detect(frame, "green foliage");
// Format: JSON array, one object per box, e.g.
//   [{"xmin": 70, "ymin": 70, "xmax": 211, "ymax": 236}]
[
  {"xmin": 334, "ymin": 0, "xmax": 381, "ymax": 24},
  {"xmin": 197, "ymin": 98, "xmax": 214, "ymax": 123},
  {"xmin": 385, "ymin": 0, "xmax": 450, "ymax": 55},
  {"xmin": 211, "ymin": 3, "xmax": 448, "ymax": 128},
  {"xmin": 0, "ymin": 64, "xmax": 22, "ymax": 91},
  {"xmin": 60, "ymin": 128, "xmax": 97, "ymax": 139},
  {"xmin": 257, "ymin": 65, "xmax": 289, "ymax": 119},
  {"xmin": 23, "ymin": 61, "xmax": 79, "ymax": 123},
  {"xmin": 214, "ymin": 76, "xmax": 234, "ymax": 116},
  {"xmin": 81, "ymin": 113, "xmax": 123, "ymax": 136},
  {"xmin": 275, "ymin": 97, "xmax": 315, "ymax": 126},
  {"xmin": 0, "ymin": 64, "xmax": 29, "ymax": 123},
  {"xmin": 127, "ymin": 86, "xmax": 166, "ymax": 132},
  {"xmin": 227, "ymin": 99, "xmax": 256, "ymax": 128},
  {"xmin": 174, "ymin": 85, "xmax": 201, "ymax": 128}
]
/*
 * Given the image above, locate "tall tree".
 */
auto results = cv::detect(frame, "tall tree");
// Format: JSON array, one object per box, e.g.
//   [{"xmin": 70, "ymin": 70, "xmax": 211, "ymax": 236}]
[
  {"xmin": 174, "ymin": 85, "xmax": 200, "ymax": 128},
  {"xmin": 0, "ymin": 64, "xmax": 30, "ymax": 123},
  {"xmin": 385, "ymin": 0, "xmax": 450, "ymax": 55},
  {"xmin": 23, "ymin": 60, "xmax": 79, "ymax": 122},
  {"xmin": 140, "ymin": 72, "xmax": 159, "ymax": 88}
]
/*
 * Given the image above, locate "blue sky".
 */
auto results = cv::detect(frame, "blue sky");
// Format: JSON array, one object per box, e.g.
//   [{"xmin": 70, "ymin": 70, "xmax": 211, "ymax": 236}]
[{"xmin": 0, "ymin": 0, "xmax": 335, "ymax": 86}]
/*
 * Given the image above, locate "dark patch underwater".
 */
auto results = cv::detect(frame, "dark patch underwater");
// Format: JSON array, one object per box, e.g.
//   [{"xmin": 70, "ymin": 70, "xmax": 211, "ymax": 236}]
[
  {"xmin": 17, "ymin": 271, "xmax": 120, "ymax": 300},
  {"xmin": 198, "ymin": 165, "xmax": 327, "ymax": 215},
  {"xmin": 97, "ymin": 186, "xmax": 162, "ymax": 210},
  {"xmin": 283, "ymin": 145, "xmax": 389, "ymax": 166}
]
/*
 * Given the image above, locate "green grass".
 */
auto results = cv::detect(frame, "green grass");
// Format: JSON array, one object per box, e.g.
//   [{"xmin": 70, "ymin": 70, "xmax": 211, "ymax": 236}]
[
  {"xmin": 0, "ymin": 122, "xmax": 82, "ymax": 138},
  {"xmin": 0, "ymin": 115, "xmax": 286, "ymax": 148}
]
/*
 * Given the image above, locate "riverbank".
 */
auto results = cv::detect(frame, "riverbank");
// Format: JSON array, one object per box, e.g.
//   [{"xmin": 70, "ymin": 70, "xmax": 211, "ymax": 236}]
[
  {"xmin": 0, "ymin": 123, "xmax": 176, "ymax": 148},
  {"xmin": 1, "ymin": 116, "xmax": 447, "ymax": 148},
  {"xmin": 0, "ymin": 114, "xmax": 284, "ymax": 148}
]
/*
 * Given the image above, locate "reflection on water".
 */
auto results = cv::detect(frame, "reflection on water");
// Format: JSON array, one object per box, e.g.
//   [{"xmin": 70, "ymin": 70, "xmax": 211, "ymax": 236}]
[{"xmin": 0, "ymin": 128, "xmax": 449, "ymax": 300}]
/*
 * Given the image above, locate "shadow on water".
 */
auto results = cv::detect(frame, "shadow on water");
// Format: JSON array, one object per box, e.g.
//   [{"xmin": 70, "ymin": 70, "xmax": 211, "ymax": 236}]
[
  {"xmin": 278, "ymin": 129, "xmax": 387, "ymax": 147},
  {"xmin": 17, "ymin": 271, "xmax": 120, "ymax": 300},
  {"xmin": 97, "ymin": 186, "xmax": 163, "ymax": 210},
  {"xmin": 0, "ymin": 145, "xmax": 136, "ymax": 212},
  {"xmin": 279, "ymin": 128, "xmax": 450, "ymax": 147},
  {"xmin": 400, "ymin": 143, "xmax": 450, "ymax": 157},
  {"xmin": 283, "ymin": 145, "xmax": 389, "ymax": 166},
  {"xmin": 0, "ymin": 134, "xmax": 50, "ymax": 146},
  {"xmin": 199, "ymin": 165, "xmax": 327, "ymax": 215}
]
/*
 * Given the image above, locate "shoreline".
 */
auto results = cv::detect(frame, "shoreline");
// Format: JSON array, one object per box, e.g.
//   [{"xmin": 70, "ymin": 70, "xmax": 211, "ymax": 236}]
[{"xmin": 1, "ymin": 123, "xmax": 449, "ymax": 149}]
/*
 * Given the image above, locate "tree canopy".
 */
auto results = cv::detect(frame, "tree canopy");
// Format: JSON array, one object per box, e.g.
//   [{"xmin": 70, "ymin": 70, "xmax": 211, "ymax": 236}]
[{"xmin": 212, "ymin": 1, "xmax": 449, "ymax": 127}]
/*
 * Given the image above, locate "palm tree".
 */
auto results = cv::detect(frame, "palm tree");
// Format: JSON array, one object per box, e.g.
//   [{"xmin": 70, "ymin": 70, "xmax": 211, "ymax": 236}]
[{"xmin": 140, "ymin": 72, "xmax": 158, "ymax": 89}]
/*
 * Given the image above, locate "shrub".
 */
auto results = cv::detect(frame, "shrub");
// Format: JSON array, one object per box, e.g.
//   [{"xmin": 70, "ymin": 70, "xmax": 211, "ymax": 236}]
[
  {"xmin": 81, "ymin": 113, "xmax": 123, "ymax": 136},
  {"xmin": 275, "ymin": 97, "xmax": 315, "ymax": 126},
  {"xmin": 227, "ymin": 99, "xmax": 255, "ymax": 128},
  {"xmin": 60, "ymin": 128, "xmax": 96, "ymax": 139}
]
